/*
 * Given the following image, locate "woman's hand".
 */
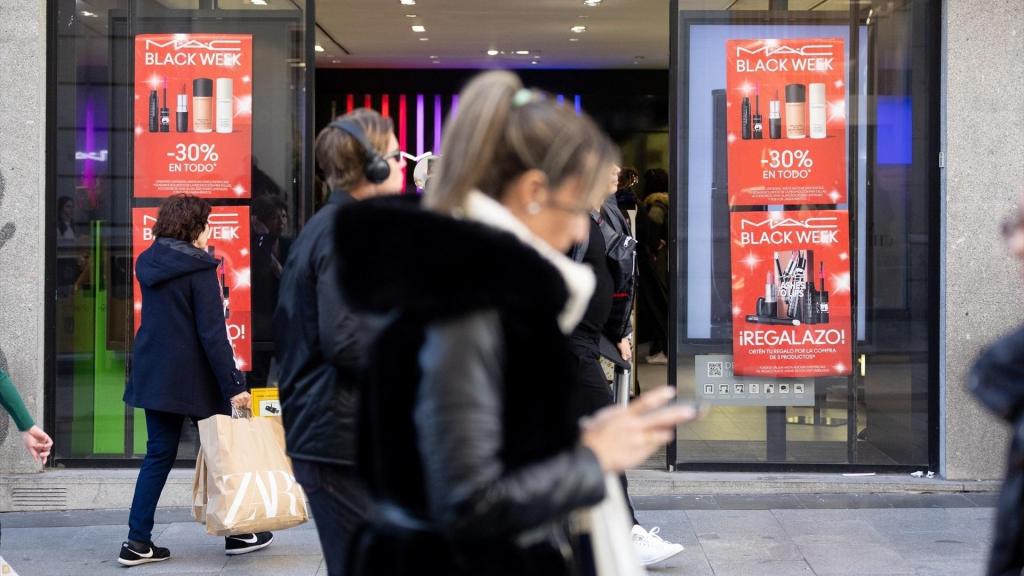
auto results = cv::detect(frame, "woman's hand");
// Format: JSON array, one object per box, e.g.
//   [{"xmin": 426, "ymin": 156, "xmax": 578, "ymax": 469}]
[
  {"xmin": 230, "ymin": 391, "xmax": 252, "ymax": 411},
  {"xmin": 580, "ymin": 386, "xmax": 695, "ymax": 473},
  {"xmin": 617, "ymin": 337, "xmax": 632, "ymax": 362},
  {"xmin": 21, "ymin": 425, "xmax": 53, "ymax": 465}
]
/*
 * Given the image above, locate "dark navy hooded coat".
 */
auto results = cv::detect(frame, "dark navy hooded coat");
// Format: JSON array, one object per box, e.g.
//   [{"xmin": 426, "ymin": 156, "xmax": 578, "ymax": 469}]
[{"xmin": 124, "ymin": 237, "xmax": 246, "ymax": 418}]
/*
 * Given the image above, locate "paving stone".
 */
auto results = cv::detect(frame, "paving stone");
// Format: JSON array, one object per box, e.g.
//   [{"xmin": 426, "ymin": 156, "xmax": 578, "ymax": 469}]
[
  {"xmin": 707, "ymin": 559, "xmax": 815, "ymax": 575},
  {"xmin": 222, "ymin": 554, "xmax": 322, "ymax": 575},
  {"xmin": 632, "ymin": 494, "xmax": 720, "ymax": 510},
  {"xmin": 800, "ymin": 543, "xmax": 908, "ymax": 575},
  {"xmin": 715, "ymin": 494, "xmax": 805, "ymax": 510}
]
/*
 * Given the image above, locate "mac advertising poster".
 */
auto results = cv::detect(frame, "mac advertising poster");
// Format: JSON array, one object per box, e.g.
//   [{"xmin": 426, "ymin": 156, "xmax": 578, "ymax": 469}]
[
  {"xmin": 730, "ymin": 210, "xmax": 852, "ymax": 378},
  {"xmin": 133, "ymin": 34, "xmax": 253, "ymax": 199},
  {"xmin": 725, "ymin": 38, "xmax": 846, "ymax": 206},
  {"xmin": 132, "ymin": 207, "xmax": 252, "ymax": 371}
]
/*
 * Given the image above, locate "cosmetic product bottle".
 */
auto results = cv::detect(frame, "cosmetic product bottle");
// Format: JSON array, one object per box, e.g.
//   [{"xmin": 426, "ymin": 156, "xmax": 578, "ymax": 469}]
[
  {"xmin": 176, "ymin": 84, "xmax": 188, "ymax": 133},
  {"xmin": 764, "ymin": 271, "xmax": 777, "ymax": 317},
  {"xmin": 741, "ymin": 96, "xmax": 751, "ymax": 140},
  {"xmin": 148, "ymin": 90, "xmax": 159, "ymax": 132},
  {"xmin": 159, "ymin": 78, "xmax": 170, "ymax": 132},
  {"xmin": 818, "ymin": 262, "xmax": 830, "ymax": 323},
  {"xmin": 752, "ymin": 85, "xmax": 763, "ymax": 140},
  {"xmin": 809, "ymin": 83, "xmax": 826, "ymax": 139},
  {"xmin": 746, "ymin": 315, "xmax": 801, "ymax": 327},
  {"xmin": 769, "ymin": 90, "xmax": 782, "ymax": 139},
  {"xmin": 785, "ymin": 83, "xmax": 807, "ymax": 139},
  {"xmin": 192, "ymin": 78, "xmax": 213, "ymax": 133},
  {"xmin": 215, "ymin": 78, "xmax": 233, "ymax": 134}
]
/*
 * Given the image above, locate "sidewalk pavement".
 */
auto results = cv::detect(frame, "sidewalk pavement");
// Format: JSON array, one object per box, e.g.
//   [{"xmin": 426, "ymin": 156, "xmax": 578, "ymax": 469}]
[{"xmin": 0, "ymin": 492, "xmax": 999, "ymax": 576}]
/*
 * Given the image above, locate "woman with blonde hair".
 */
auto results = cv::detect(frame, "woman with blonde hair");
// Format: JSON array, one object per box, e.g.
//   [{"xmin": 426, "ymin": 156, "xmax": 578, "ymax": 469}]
[{"xmin": 334, "ymin": 71, "xmax": 694, "ymax": 575}]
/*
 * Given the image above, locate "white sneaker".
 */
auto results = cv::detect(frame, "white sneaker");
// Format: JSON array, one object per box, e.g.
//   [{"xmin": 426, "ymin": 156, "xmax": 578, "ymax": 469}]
[
  {"xmin": 631, "ymin": 525, "xmax": 684, "ymax": 566},
  {"xmin": 646, "ymin": 352, "xmax": 668, "ymax": 365}
]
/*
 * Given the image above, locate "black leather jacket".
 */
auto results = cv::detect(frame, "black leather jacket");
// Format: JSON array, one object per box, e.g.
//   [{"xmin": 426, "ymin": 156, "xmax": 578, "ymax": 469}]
[
  {"xmin": 274, "ymin": 190, "xmax": 364, "ymax": 466},
  {"xmin": 336, "ymin": 198, "xmax": 606, "ymax": 575},
  {"xmin": 969, "ymin": 325, "xmax": 1024, "ymax": 576}
]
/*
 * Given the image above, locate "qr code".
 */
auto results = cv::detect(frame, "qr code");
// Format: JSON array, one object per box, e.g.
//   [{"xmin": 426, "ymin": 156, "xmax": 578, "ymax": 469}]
[{"xmin": 707, "ymin": 362, "xmax": 724, "ymax": 378}]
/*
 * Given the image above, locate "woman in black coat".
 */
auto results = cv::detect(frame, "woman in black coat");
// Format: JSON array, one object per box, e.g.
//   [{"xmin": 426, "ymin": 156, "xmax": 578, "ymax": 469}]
[
  {"xmin": 970, "ymin": 201, "xmax": 1024, "ymax": 576},
  {"xmin": 120, "ymin": 194, "xmax": 271, "ymax": 567},
  {"xmin": 336, "ymin": 71, "xmax": 694, "ymax": 575}
]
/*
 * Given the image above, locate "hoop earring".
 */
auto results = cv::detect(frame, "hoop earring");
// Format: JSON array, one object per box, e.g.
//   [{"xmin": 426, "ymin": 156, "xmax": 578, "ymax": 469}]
[{"xmin": 526, "ymin": 202, "xmax": 542, "ymax": 215}]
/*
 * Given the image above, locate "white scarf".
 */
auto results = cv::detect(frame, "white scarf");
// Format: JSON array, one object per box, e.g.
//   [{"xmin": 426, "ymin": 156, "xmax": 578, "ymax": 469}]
[{"xmin": 462, "ymin": 191, "xmax": 595, "ymax": 334}]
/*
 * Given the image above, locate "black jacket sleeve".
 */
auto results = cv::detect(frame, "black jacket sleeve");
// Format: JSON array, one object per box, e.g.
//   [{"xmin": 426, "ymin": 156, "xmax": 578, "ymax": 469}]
[
  {"xmin": 192, "ymin": 268, "xmax": 246, "ymax": 401},
  {"xmin": 414, "ymin": 311, "xmax": 606, "ymax": 541},
  {"xmin": 315, "ymin": 236, "xmax": 363, "ymax": 371}
]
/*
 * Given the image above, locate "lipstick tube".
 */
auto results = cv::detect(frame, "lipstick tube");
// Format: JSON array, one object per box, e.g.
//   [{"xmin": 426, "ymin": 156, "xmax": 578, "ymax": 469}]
[{"xmin": 176, "ymin": 84, "xmax": 188, "ymax": 133}]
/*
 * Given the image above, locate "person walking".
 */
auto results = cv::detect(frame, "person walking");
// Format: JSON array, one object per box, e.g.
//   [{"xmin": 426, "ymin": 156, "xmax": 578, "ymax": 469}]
[
  {"xmin": 636, "ymin": 169, "xmax": 670, "ymax": 365},
  {"xmin": 120, "ymin": 194, "xmax": 271, "ymax": 566},
  {"xmin": 568, "ymin": 166, "xmax": 685, "ymax": 566},
  {"xmin": 969, "ymin": 197, "xmax": 1024, "ymax": 576},
  {"xmin": 274, "ymin": 108, "xmax": 406, "ymax": 576},
  {"xmin": 334, "ymin": 71, "xmax": 695, "ymax": 575},
  {"xmin": 0, "ymin": 368, "xmax": 53, "ymax": 465}
]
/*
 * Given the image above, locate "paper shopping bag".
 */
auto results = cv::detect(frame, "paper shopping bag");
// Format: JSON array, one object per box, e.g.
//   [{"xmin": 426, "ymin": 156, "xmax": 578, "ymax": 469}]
[
  {"xmin": 572, "ymin": 475, "xmax": 645, "ymax": 576},
  {"xmin": 191, "ymin": 450, "xmax": 207, "ymax": 522},
  {"xmin": 197, "ymin": 414, "xmax": 308, "ymax": 536}
]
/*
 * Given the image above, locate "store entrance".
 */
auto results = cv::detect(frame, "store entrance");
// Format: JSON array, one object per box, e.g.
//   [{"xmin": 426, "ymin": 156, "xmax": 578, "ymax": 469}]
[{"xmin": 310, "ymin": 1, "xmax": 676, "ymax": 466}]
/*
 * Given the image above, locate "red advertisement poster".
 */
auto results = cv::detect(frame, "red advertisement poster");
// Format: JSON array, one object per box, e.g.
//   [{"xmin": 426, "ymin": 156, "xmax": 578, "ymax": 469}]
[
  {"xmin": 132, "ymin": 207, "xmax": 252, "ymax": 371},
  {"xmin": 730, "ymin": 210, "xmax": 852, "ymax": 378},
  {"xmin": 726, "ymin": 38, "xmax": 846, "ymax": 206},
  {"xmin": 133, "ymin": 34, "xmax": 253, "ymax": 198}
]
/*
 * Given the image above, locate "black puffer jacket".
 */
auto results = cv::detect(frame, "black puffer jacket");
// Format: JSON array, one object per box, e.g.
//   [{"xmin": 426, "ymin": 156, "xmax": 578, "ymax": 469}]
[
  {"xmin": 274, "ymin": 191, "xmax": 364, "ymax": 466},
  {"xmin": 969, "ymin": 325, "xmax": 1024, "ymax": 576},
  {"xmin": 335, "ymin": 198, "xmax": 606, "ymax": 575}
]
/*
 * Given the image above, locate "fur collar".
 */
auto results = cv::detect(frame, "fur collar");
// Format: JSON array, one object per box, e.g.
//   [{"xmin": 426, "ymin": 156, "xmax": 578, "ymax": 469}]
[
  {"xmin": 335, "ymin": 195, "xmax": 589, "ymax": 333},
  {"xmin": 461, "ymin": 191, "xmax": 594, "ymax": 333}
]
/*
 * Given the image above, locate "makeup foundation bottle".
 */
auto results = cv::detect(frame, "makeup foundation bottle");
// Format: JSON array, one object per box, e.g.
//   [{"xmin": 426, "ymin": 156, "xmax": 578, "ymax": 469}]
[
  {"xmin": 785, "ymin": 83, "xmax": 807, "ymax": 139},
  {"xmin": 192, "ymin": 78, "xmax": 213, "ymax": 133},
  {"xmin": 215, "ymin": 78, "xmax": 233, "ymax": 134},
  {"xmin": 809, "ymin": 83, "xmax": 827, "ymax": 139}
]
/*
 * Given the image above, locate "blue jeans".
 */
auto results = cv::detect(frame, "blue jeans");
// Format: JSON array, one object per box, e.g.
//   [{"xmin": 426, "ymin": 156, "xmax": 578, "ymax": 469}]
[
  {"xmin": 292, "ymin": 459, "xmax": 371, "ymax": 576},
  {"xmin": 127, "ymin": 409, "xmax": 197, "ymax": 543}
]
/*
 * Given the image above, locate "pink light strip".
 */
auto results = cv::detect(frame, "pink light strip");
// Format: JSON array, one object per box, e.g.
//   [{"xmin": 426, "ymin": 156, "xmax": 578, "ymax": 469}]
[
  {"xmin": 416, "ymin": 94, "xmax": 425, "ymax": 157},
  {"xmin": 434, "ymin": 95, "xmax": 442, "ymax": 154}
]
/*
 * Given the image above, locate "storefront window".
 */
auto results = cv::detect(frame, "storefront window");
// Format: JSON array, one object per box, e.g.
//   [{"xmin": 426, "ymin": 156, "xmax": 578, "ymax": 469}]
[
  {"xmin": 670, "ymin": 1, "xmax": 940, "ymax": 467},
  {"xmin": 49, "ymin": 0, "xmax": 312, "ymax": 463}
]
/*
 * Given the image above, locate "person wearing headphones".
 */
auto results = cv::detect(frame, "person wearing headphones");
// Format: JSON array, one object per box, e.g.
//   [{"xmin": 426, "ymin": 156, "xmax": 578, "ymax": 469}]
[{"xmin": 274, "ymin": 108, "xmax": 406, "ymax": 576}]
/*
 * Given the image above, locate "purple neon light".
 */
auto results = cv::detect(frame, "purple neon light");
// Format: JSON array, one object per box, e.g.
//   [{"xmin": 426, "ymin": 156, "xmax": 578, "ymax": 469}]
[
  {"xmin": 574, "ymin": 95, "xmax": 582, "ymax": 116},
  {"xmin": 556, "ymin": 94, "xmax": 565, "ymax": 106},
  {"xmin": 434, "ymin": 95, "xmax": 442, "ymax": 154},
  {"xmin": 451, "ymin": 94, "xmax": 459, "ymax": 119},
  {"xmin": 416, "ymin": 94, "xmax": 425, "ymax": 157}
]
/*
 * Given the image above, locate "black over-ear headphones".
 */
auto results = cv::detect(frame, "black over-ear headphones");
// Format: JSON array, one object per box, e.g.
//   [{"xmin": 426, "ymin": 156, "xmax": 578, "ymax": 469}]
[{"xmin": 328, "ymin": 119, "xmax": 391, "ymax": 185}]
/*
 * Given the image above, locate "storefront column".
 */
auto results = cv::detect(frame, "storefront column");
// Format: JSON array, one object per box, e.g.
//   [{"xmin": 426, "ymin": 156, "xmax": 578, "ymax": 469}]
[
  {"xmin": 0, "ymin": 0, "xmax": 48, "ymax": 474},
  {"xmin": 944, "ymin": 0, "xmax": 1024, "ymax": 480}
]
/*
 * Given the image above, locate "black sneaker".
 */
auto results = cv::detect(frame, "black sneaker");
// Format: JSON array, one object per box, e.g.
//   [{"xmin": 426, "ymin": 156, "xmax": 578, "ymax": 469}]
[
  {"xmin": 118, "ymin": 540, "xmax": 170, "ymax": 566},
  {"xmin": 225, "ymin": 531, "xmax": 274, "ymax": 555}
]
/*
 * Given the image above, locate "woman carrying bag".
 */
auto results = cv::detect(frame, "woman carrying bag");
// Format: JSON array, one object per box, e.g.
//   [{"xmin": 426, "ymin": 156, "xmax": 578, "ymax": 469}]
[
  {"xmin": 120, "ymin": 194, "xmax": 272, "ymax": 566},
  {"xmin": 336, "ymin": 70, "xmax": 696, "ymax": 575}
]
